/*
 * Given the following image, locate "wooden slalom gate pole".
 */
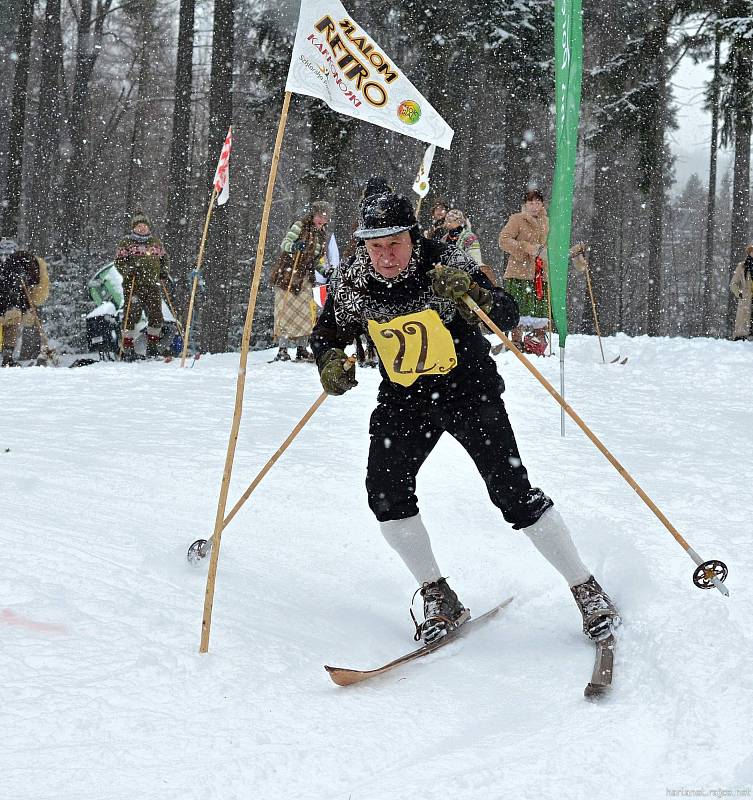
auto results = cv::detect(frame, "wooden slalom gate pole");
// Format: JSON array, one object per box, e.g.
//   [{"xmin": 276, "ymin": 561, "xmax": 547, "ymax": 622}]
[
  {"xmin": 200, "ymin": 91, "xmax": 293, "ymax": 653},
  {"xmin": 187, "ymin": 361, "xmax": 355, "ymax": 563},
  {"xmin": 462, "ymin": 294, "xmax": 730, "ymax": 596},
  {"xmin": 181, "ymin": 187, "xmax": 218, "ymax": 367},
  {"xmin": 118, "ymin": 276, "xmax": 136, "ymax": 360}
]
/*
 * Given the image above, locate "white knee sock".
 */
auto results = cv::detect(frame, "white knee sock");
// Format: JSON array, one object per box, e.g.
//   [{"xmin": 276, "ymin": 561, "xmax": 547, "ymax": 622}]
[
  {"xmin": 379, "ymin": 514, "xmax": 442, "ymax": 585},
  {"xmin": 523, "ymin": 508, "xmax": 591, "ymax": 587}
]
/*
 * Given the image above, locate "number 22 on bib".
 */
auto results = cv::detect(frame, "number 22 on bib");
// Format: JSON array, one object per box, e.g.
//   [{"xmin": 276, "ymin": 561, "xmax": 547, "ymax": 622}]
[{"xmin": 367, "ymin": 309, "xmax": 457, "ymax": 387}]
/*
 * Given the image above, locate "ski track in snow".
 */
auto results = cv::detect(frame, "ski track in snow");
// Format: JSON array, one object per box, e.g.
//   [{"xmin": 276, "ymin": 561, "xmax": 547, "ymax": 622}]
[{"xmin": 1, "ymin": 333, "xmax": 751, "ymax": 799}]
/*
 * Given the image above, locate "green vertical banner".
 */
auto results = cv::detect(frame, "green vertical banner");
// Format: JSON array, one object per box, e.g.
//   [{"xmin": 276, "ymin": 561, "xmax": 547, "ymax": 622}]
[{"xmin": 549, "ymin": 0, "xmax": 583, "ymax": 348}]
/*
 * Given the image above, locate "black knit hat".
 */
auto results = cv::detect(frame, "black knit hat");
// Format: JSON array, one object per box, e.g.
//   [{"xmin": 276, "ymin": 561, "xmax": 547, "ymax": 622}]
[
  {"xmin": 353, "ymin": 192, "xmax": 417, "ymax": 240},
  {"xmin": 130, "ymin": 209, "xmax": 152, "ymax": 230},
  {"xmin": 361, "ymin": 176, "xmax": 393, "ymax": 201}
]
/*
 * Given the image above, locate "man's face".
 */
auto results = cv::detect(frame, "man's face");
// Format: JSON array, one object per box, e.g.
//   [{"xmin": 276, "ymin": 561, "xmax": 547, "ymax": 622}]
[
  {"xmin": 365, "ymin": 231, "xmax": 413, "ymax": 279},
  {"xmin": 524, "ymin": 198, "xmax": 544, "ymax": 216},
  {"xmin": 432, "ymin": 205, "xmax": 447, "ymax": 221},
  {"xmin": 313, "ymin": 213, "xmax": 329, "ymax": 229},
  {"xmin": 133, "ymin": 222, "xmax": 151, "ymax": 236}
]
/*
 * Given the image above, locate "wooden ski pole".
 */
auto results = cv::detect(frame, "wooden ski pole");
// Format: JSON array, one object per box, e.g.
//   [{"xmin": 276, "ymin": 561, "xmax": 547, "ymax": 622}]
[
  {"xmin": 190, "ymin": 359, "xmax": 356, "ymax": 561},
  {"xmin": 585, "ymin": 266, "xmax": 606, "ymax": 364},
  {"xmin": 274, "ymin": 249, "xmax": 303, "ymax": 341},
  {"xmin": 181, "ymin": 187, "xmax": 218, "ymax": 367},
  {"xmin": 21, "ymin": 281, "xmax": 57, "ymax": 365},
  {"xmin": 415, "ymin": 196, "xmax": 423, "ymax": 219},
  {"xmin": 200, "ymin": 91, "xmax": 292, "ymax": 653},
  {"xmin": 462, "ymin": 294, "xmax": 730, "ymax": 596},
  {"xmin": 118, "ymin": 275, "xmax": 136, "ymax": 360},
  {"xmin": 160, "ymin": 280, "xmax": 186, "ymax": 339}
]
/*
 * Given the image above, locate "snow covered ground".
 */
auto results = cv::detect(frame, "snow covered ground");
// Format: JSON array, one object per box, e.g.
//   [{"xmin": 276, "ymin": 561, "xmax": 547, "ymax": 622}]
[{"xmin": 2, "ymin": 333, "xmax": 752, "ymax": 800}]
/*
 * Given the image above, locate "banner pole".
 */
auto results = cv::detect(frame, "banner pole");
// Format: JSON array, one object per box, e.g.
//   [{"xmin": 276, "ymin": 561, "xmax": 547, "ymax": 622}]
[
  {"xmin": 560, "ymin": 347, "xmax": 566, "ymax": 437},
  {"xmin": 200, "ymin": 91, "xmax": 293, "ymax": 653},
  {"xmin": 181, "ymin": 187, "xmax": 218, "ymax": 367},
  {"xmin": 546, "ymin": 276, "xmax": 554, "ymax": 357}
]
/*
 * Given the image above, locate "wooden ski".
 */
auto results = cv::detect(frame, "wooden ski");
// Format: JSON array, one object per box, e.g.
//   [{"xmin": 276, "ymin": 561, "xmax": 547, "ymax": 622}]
[
  {"xmin": 325, "ymin": 597, "xmax": 514, "ymax": 686},
  {"xmin": 584, "ymin": 633, "xmax": 615, "ymax": 698}
]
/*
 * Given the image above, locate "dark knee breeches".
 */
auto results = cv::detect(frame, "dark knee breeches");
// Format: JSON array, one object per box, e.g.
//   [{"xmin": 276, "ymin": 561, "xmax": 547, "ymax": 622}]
[{"xmin": 365, "ymin": 394, "xmax": 552, "ymax": 528}]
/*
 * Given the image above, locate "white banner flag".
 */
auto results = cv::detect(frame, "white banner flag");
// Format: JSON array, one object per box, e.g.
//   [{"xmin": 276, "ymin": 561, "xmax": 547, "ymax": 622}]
[
  {"xmin": 285, "ymin": 1, "xmax": 453, "ymax": 149},
  {"xmin": 412, "ymin": 144, "xmax": 436, "ymax": 198}
]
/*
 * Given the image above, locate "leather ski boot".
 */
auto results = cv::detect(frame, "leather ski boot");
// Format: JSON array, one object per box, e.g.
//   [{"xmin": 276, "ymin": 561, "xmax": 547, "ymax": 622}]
[
  {"xmin": 570, "ymin": 575, "xmax": 621, "ymax": 640},
  {"xmin": 412, "ymin": 578, "xmax": 470, "ymax": 645}
]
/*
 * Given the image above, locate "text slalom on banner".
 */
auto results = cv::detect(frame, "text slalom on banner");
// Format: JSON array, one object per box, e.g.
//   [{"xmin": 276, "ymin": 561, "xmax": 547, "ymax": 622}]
[{"xmin": 286, "ymin": 0, "xmax": 453, "ymax": 149}]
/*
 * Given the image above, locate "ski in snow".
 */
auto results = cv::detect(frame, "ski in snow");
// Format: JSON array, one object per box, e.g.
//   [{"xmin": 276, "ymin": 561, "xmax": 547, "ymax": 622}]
[
  {"xmin": 324, "ymin": 596, "xmax": 514, "ymax": 686},
  {"xmin": 584, "ymin": 633, "xmax": 615, "ymax": 698}
]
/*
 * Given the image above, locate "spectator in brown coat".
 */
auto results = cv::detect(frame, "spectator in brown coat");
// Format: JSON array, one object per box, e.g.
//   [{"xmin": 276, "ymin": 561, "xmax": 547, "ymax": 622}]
[
  {"xmin": 730, "ymin": 245, "xmax": 753, "ymax": 340},
  {"xmin": 0, "ymin": 238, "xmax": 50, "ymax": 367},
  {"xmin": 498, "ymin": 190, "xmax": 550, "ymax": 354}
]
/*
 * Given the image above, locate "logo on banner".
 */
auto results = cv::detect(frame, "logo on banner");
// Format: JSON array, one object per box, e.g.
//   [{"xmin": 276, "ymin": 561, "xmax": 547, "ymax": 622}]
[{"xmin": 397, "ymin": 100, "xmax": 421, "ymax": 125}]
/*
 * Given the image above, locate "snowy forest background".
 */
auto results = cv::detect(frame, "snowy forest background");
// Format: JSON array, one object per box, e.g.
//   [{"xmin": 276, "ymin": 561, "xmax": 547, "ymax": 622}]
[{"xmin": 0, "ymin": 0, "xmax": 750, "ymax": 353}]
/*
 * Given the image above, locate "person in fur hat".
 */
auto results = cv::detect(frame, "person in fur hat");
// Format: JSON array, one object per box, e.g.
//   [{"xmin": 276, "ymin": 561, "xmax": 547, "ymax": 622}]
[
  {"xmin": 498, "ymin": 189, "xmax": 550, "ymax": 355},
  {"xmin": 310, "ymin": 191, "xmax": 620, "ymax": 648},
  {"xmin": 0, "ymin": 238, "xmax": 50, "ymax": 367},
  {"xmin": 270, "ymin": 200, "xmax": 333, "ymax": 362},
  {"xmin": 441, "ymin": 208, "xmax": 483, "ymax": 264},
  {"xmin": 730, "ymin": 245, "xmax": 753, "ymax": 340},
  {"xmin": 115, "ymin": 211, "xmax": 171, "ymax": 361}
]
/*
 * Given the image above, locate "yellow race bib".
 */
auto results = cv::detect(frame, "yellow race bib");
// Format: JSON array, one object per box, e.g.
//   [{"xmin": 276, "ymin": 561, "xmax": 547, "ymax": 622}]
[{"xmin": 368, "ymin": 309, "xmax": 457, "ymax": 387}]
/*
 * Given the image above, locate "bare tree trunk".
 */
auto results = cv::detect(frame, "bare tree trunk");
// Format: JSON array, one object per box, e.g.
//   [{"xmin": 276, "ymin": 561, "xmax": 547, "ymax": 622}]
[
  {"xmin": 166, "ymin": 0, "xmax": 196, "ymax": 309},
  {"xmin": 500, "ymin": 84, "xmax": 533, "ymax": 224},
  {"xmin": 304, "ymin": 99, "xmax": 354, "ymax": 202},
  {"xmin": 702, "ymin": 27, "xmax": 721, "ymax": 337},
  {"xmin": 728, "ymin": 34, "xmax": 753, "ymax": 337},
  {"xmin": 61, "ymin": 0, "xmax": 114, "ymax": 254},
  {"xmin": 199, "ymin": 0, "xmax": 234, "ymax": 353},
  {"xmin": 1, "ymin": 0, "xmax": 35, "ymax": 239},
  {"xmin": 645, "ymin": 28, "xmax": 668, "ymax": 337},
  {"xmin": 29, "ymin": 0, "xmax": 63, "ymax": 254},
  {"xmin": 125, "ymin": 0, "xmax": 157, "ymax": 215},
  {"xmin": 586, "ymin": 148, "xmax": 622, "ymax": 334}
]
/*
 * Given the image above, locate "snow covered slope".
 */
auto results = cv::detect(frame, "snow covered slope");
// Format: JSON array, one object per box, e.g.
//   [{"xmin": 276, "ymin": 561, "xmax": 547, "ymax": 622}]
[{"xmin": 2, "ymin": 334, "xmax": 751, "ymax": 800}]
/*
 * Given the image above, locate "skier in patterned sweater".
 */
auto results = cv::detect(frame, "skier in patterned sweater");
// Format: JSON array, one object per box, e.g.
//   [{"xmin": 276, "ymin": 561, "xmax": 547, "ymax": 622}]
[
  {"xmin": 311, "ymin": 192, "xmax": 620, "ymax": 645},
  {"xmin": 115, "ymin": 211, "xmax": 171, "ymax": 361}
]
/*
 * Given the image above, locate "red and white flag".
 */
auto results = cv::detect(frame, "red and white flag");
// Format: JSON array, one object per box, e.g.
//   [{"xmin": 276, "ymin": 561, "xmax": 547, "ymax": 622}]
[
  {"xmin": 213, "ymin": 126, "xmax": 232, "ymax": 206},
  {"xmin": 312, "ymin": 284, "xmax": 328, "ymax": 308}
]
